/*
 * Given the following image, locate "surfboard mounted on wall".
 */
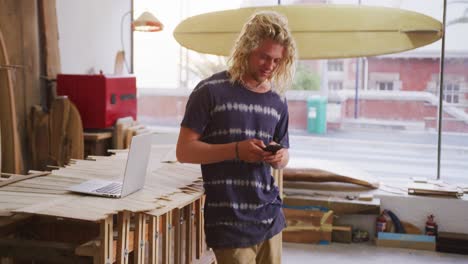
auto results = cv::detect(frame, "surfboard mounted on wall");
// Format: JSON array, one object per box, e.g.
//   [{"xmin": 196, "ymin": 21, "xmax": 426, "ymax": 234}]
[{"xmin": 173, "ymin": 5, "xmax": 443, "ymax": 59}]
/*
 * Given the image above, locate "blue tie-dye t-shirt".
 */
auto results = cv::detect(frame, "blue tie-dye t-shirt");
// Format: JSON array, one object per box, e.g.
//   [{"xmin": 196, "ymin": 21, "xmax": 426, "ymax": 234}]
[
  {"xmin": 181, "ymin": 71, "xmax": 289, "ymax": 248},
  {"xmin": 181, "ymin": 71, "xmax": 289, "ymax": 249}
]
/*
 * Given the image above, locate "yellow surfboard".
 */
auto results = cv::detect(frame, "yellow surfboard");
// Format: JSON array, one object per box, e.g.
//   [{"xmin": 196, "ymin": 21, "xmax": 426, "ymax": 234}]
[{"xmin": 173, "ymin": 5, "xmax": 442, "ymax": 59}]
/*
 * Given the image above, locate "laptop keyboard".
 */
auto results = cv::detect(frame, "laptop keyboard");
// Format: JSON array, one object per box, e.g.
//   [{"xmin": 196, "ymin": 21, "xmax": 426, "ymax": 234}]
[{"xmin": 94, "ymin": 182, "xmax": 122, "ymax": 194}]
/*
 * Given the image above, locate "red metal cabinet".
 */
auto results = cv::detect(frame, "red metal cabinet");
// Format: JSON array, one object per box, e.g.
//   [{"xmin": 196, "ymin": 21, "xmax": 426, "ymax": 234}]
[{"xmin": 57, "ymin": 74, "xmax": 137, "ymax": 129}]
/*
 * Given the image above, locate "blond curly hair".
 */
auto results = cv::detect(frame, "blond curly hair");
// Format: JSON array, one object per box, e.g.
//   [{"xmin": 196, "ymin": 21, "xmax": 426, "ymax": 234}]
[{"xmin": 227, "ymin": 10, "xmax": 297, "ymax": 95}]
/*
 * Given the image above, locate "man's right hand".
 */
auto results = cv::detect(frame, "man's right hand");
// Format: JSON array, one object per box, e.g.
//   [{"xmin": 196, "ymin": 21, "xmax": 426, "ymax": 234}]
[{"xmin": 237, "ymin": 139, "xmax": 266, "ymax": 163}]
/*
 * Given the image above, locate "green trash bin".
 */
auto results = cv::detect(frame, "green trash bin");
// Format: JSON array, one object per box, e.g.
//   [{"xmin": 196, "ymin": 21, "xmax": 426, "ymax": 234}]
[{"xmin": 307, "ymin": 96, "xmax": 327, "ymax": 134}]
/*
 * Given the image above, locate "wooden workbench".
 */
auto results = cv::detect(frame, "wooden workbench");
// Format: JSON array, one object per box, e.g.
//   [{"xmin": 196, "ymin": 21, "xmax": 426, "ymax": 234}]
[{"xmin": 0, "ymin": 144, "xmax": 216, "ymax": 264}]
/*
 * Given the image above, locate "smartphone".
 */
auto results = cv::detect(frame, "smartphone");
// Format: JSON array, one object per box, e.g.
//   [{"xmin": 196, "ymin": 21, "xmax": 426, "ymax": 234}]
[{"xmin": 262, "ymin": 144, "xmax": 284, "ymax": 154}]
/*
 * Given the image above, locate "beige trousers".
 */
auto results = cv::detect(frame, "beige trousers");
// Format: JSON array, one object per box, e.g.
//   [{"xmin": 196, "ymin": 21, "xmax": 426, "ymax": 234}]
[{"xmin": 213, "ymin": 232, "xmax": 282, "ymax": 264}]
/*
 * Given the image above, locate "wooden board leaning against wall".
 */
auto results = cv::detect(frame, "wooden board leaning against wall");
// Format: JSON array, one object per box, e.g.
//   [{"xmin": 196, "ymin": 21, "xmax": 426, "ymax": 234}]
[
  {"xmin": 0, "ymin": 28, "xmax": 23, "ymax": 174},
  {"xmin": 0, "ymin": 0, "xmax": 47, "ymax": 173}
]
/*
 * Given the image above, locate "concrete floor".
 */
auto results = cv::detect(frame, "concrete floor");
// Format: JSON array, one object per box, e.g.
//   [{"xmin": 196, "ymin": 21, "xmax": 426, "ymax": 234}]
[{"xmin": 282, "ymin": 242, "xmax": 468, "ymax": 263}]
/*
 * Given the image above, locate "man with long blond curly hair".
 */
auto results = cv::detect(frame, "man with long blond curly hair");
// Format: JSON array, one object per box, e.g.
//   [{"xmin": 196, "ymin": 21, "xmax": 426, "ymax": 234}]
[{"xmin": 176, "ymin": 10, "xmax": 297, "ymax": 264}]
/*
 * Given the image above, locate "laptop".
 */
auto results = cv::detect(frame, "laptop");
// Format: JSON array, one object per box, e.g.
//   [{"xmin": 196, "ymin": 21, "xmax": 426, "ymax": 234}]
[{"xmin": 68, "ymin": 133, "xmax": 153, "ymax": 198}]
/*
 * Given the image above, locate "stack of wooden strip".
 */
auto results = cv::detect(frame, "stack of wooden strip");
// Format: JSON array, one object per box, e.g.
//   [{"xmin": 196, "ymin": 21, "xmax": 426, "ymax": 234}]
[
  {"xmin": 0, "ymin": 145, "xmax": 203, "ymax": 222},
  {"xmin": 0, "ymin": 143, "xmax": 215, "ymax": 264},
  {"xmin": 113, "ymin": 116, "xmax": 151, "ymax": 149},
  {"xmin": 282, "ymin": 207, "xmax": 334, "ymax": 244}
]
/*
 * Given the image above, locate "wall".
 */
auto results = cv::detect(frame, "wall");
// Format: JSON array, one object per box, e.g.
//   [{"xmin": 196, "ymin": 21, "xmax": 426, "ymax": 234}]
[
  {"xmin": 343, "ymin": 98, "xmax": 436, "ymax": 121},
  {"xmin": 368, "ymin": 58, "xmax": 439, "ymax": 91},
  {"xmin": 56, "ymin": 0, "xmax": 131, "ymax": 74},
  {"xmin": 368, "ymin": 57, "xmax": 468, "ymax": 107}
]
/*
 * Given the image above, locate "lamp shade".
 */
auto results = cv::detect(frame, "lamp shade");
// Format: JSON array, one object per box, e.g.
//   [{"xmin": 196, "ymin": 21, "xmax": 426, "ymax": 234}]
[{"xmin": 133, "ymin": 11, "xmax": 163, "ymax": 32}]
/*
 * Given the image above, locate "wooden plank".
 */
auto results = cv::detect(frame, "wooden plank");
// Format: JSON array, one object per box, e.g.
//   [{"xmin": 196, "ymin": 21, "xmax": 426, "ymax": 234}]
[
  {"xmin": 84, "ymin": 132, "xmax": 113, "ymax": 141},
  {"xmin": 77, "ymin": 222, "xmax": 141, "ymax": 262},
  {"xmin": 173, "ymin": 208, "xmax": 182, "ymax": 264},
  {"xmin": 116, "ymin": 211, "xmax": 130, "ymax": 264},
  {"xmin": 29, "ymin": 105, "xmax": 50, "ymax": 170},
  {"xmin": 0, "ymin": 172, "xmax": 50, "ymax": 188},
  {"xmin": 19, "ymin": 0, "xmax": 41, "ymax": 173},
  {"xmin": 0, "ymin": 28, "xmax": 22, "ymax": 174},
  {"xmin": 408, "ymin": 182, "xmax": 464, "ymax": 198},
  {"xmin": 49, "ymin": 97, "xmax": 70, "ymax": 166},
  {"xmin": 38, "ymin": 0, "xmax": 61, "ymax": 78},
  {"xmin": 195, "ymin": 198, "xmax": 203, "ymax": 259},
  {"xmin": 146, "ymin": 193, "xmax": 203, "ymax": 217},
  {"xmin": 46, "ymin": 97, "xmax": 84, "ymax": 165},
  {"xmin": 114, "ymin": 117, "xmax": 134, "ymax": 149},
  {"xmin": 123, "ymin": 125, "xmax": 145, "ymax": 149},
  {"xmin": 10, "ymin": 2, "xmax": 26, "ymax": 176},
  {"xmin": 75, "ymin": 239, "xmax": 99, "ymax": 260},
  {"xmin": 376, "ymin": 232, "xmax": 436, "ymax": 251},
  {"xmin": 284, "ymin": 167, "xmax": 379, "ymax": 189},
  {"xmin": 67, "ymin": 101, "xmax": 84, "ymax": 160},
  {"xmin": 114, "ymin": 123, "xmax": 124, "ymax": 149},
  {"xmin": 283, "ymin": 208, "xmax": 333, "ymax": 244},
  {"xmin": 124, "ymin": 128, "xmax": 133, "ymax": 149},
  {"xmin": 134, "ymin": 213, "xmax": 146, "ymax": 264},
  {"xmin": 285, "ymin": 184, "xmax": 366, "ymax": 195},
  {"xmin": 0, "ymin": 1, "xmax": 28, "ymax": 177},
  {"xmin": 161, "ymin": 212, "xmax": 171, "ymax": 264},
  {"xmin": 185, "ymin": 203, "xmax": 194, "ymax": 264},
  {"xmin": 12, "ymin": 1, "xmax": 27, "ymax": 160},
  {"xmin": 284, "ymin": 195, "xmax": 380, "ymax": 215},
  {"xmin": 77, "ymin": 210, "xmax": 205, "ymax": 264},
  {"xmin": 99, "ymin": 215, "xmax": 113, "ymax": 264},
  {"xmin": 148, "ymin": 215, "xmax": 159, "ymax": 264},
  {"xmin": 201, "ymin": 195, "xmax": 206, "ymax": 254},
  {"xmin": 332, "ymin": 225, "xmax": 352, "ymax": 243}
]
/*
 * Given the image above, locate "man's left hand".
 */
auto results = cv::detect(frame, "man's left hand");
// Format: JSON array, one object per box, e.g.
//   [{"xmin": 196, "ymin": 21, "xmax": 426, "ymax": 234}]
[{"xmin": 263, "ymin": 144, "xmax": 288, "ymax": 169}]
